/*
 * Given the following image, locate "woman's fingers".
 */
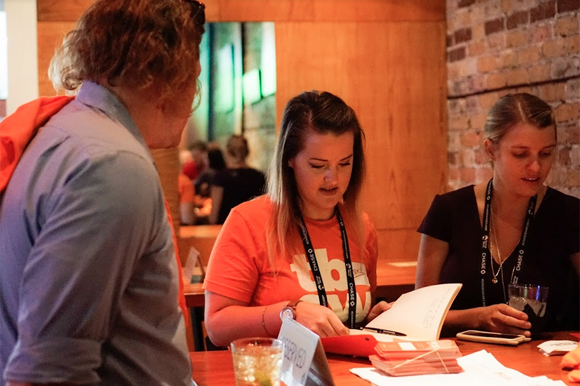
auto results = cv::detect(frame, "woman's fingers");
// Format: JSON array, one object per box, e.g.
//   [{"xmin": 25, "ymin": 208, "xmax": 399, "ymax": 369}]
[{"xmin": 296, "ymin": 303, "xmax": 349, "ymax": 337}]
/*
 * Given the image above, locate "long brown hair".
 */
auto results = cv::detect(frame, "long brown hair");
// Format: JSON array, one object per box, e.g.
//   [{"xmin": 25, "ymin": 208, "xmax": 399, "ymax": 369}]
[{"xmin": 266, "ymin": 90, "xmax": 367, "ymax": 268}]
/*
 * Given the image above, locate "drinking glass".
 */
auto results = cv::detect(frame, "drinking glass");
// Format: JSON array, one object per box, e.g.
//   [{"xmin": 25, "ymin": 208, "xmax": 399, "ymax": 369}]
[
  {"xmin": 508, "ymin": 284, "xmax": 549, "ymax": 333},
  {"xmin": 231, "ymin": 337, "xmax": 284, "ymax": 386}
]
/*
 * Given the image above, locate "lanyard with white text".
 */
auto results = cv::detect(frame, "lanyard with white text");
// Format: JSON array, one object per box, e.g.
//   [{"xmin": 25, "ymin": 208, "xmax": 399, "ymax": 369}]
[
  {"xmin": 479, "ymin": 179, "xmax": 536, "ymax": 306},
  {"xmin": 298, "ymin": 208, "xmax": 357, "ymax": 328}
]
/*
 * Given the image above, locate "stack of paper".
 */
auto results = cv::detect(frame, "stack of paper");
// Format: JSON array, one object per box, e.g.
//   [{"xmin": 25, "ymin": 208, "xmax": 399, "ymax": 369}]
[
  {"xmin": 369, "ymin": 340, "xmax": 463, "ymax": 376},
  {"xmin": 351, "ymin": 350, "xmax": 567, "ymax": 386}
]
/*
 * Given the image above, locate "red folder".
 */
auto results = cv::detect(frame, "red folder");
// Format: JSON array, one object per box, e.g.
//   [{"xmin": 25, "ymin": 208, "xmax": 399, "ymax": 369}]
[{"xmin": 320, "ymin": 334, "xmax": 379, "ymax": 357}]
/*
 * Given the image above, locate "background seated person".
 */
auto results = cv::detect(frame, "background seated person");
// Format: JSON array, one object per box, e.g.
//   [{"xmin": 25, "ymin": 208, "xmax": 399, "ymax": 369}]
[
  {"xmin": 203, "ymin": 91, "xmax": 390, "ymax": 347},
  {"xmin": 195, "ymin": 144, "xmax": 226, "ymax": 198},
  {"xmin": 416, "ymin": 93, "xmax": 579, "ymax": 337},
  {"xmin": 181, "ymin": 140, "xmax": 208, "ymax": 181},
  {"xmin": 193, "ymin": 145, "xmax": 226, "ymax": 224},
  {"xmin": 208, "ymin": 135, "xmax": 266, "ymax": 225},
  {"xmin": 179, "ymin": 172, "xmax": 196, "ymax": 225}
]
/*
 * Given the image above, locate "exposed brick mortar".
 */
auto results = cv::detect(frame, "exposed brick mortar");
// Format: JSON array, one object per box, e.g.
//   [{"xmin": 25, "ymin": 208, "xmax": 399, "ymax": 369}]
[{"xmin": 447, "ymin": 74, "xmax": 580, "ymax": 100}]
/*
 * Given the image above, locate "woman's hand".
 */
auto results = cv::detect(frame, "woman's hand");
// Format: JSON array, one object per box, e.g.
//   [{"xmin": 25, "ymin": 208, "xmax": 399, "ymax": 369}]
[
  {"xmin": 477, "ymin": 303, "xmax": 531, "ymax": 336},
  {"xmin": 562, "ymin": 345, "xmax": 580, "ymax": 383},
  {"xmin": 294, "ymin": 302, "xmax": 350, "ymax": 337},
  {"xmin": 365, "ymin": 301, "xmax": 392, "ymax": 323}
]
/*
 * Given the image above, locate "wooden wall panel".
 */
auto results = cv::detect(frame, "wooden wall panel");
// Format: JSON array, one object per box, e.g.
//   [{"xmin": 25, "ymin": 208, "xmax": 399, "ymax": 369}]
[
  {"xmin": 37, "ymin": 0, "xmax": 92, "ymax": 22},
  {"xmin": 38, "ymin": 0, "xmax": 445, "ymax": 23},
  {"xmin": 36, "ymin": 0, "xmax": 447, "ymax": 263},
  {"xmin": 150, "ymin": 148, "xmax": 183, "ymax": 264},
  {"xmin": 376, "ymin": 228, "xmax": 421, "ymax": 262},
  {"xmin": 37, "ymin": 22, "xmax": 75, "ymax": 96},
  {"xmin": 358, "ymin": 22, "xmax": 448, "ymax": 230},
  {"xmin": 207, "ymin": 0, "xmax": 444, "ymax": 22}
]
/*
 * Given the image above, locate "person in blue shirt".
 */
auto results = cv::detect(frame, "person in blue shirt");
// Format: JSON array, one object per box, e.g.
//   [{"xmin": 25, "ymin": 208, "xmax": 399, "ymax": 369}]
[{"xmin": 0, "ymin": 1, "xmax": 205, "ymax": 385}]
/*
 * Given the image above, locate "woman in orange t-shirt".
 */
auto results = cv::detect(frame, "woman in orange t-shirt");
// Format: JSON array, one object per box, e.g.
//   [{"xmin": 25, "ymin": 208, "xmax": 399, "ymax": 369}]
[{"xmin": 203, "ymin": 91, "xmax": 390, "ymax": 347}]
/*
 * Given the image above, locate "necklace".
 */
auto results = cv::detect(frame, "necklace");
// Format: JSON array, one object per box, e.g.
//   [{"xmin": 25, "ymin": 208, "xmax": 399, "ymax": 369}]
[
  {"xmin": 490, "ymin": 218, "xmax": 509, "ymax": 303},
  {"xmin": 489, "ymin": 207, "xmax": 516, "ymax": 304},
  {"xmin": 489, "ymin": 218, "xmax": 504, "ymax": 284}
]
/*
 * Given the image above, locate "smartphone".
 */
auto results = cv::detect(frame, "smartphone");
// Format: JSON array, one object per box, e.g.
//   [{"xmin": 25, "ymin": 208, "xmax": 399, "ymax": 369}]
[{"xmin": 456, "ymin": 330, "xmax": 530, "ymax": 346}]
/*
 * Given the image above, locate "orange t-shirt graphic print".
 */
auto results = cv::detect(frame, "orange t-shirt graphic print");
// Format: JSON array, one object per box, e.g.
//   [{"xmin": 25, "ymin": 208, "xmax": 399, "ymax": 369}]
[
  {"xmin": 203, "ymin": 196, "xmax": 378, "ymax": 325},
  {"xmin": 290, "ymin": 246, "xmax": 372, "ymax": 324}
]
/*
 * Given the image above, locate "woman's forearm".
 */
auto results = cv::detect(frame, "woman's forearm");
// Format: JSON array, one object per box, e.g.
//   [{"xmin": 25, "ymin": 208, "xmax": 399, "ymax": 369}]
[
  {"xmin": 205, "ymin": 302, "xmax": 287, "ymax": 347},
  {"xmin": 440, "ymin": 308, "xmax": 482, "ymax": 337}
]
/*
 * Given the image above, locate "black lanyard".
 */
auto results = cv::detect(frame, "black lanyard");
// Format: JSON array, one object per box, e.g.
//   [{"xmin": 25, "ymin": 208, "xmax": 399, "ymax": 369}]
[
  {"xmin": 298, "ymin": 208, "xmax": 357, "ymax": 328},
  {"xmin": 479, "ymin": 179, "xmax": 536, "ymax": 306}
]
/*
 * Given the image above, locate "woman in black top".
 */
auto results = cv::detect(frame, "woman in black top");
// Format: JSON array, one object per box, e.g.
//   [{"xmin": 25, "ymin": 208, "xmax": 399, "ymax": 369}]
[
  {"xmin": 209, "ymin": 135, "xmax": 266, "ymax": 224},
  {"xmin": 416, "ymin": 93, "xmax": 579, "ymax": 337}
]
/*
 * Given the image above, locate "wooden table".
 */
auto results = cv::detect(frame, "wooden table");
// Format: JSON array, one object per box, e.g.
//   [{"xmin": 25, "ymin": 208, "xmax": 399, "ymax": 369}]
[
  {"xmin": 374, "ymin": 262, "xmax": 416, "ymax": 301},
  {"xmin": 181, "ymin": 224, "xmax": 221, "ymax": 309},
  {"xmin": 190, "ymin": 331, "xmax": 578, "ymax": 385},
  {"xmin": 180, "ymin": 225, "xmax": 222, "ymax": 267},
  {"xmin": 184, "ymin": 283, "xmax": 205, "ymax": 308}
]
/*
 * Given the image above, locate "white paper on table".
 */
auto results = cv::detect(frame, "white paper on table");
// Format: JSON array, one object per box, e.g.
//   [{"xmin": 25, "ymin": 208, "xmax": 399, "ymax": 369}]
[
  {"xmin": 350, "ymin": 350, "xmax": 566, "ymax": 386},
  {"xmin": 538, "ymin": 340, "xmax": 579, "ymax": 356}
]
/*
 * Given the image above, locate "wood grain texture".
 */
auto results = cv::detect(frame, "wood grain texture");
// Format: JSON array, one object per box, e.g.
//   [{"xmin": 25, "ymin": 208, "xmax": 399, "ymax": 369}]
[
  {"xmin": 151, "ymin": 148, "xmax": 183, "ymax": 260},
  {"xmin": 37, "ymin": 0, "xmax": 444, "ymax": 23},
  {"xmin": 37, "ymin": 22, "xmax": 74, "ymax": 96},
  {"xmin": 37, "ymin": 0, "xmax": 93, "ymax": 22},
  {"xmin": 375, "ymin": 228, "xmax": 422, "ymax": 263},
  {"xmin": 207, "ymin": 0, "xmax": 444, "ymax": 22},
  {"xmin": 188, "ymin": 332, "xmax": 578, "ymax": 383}
]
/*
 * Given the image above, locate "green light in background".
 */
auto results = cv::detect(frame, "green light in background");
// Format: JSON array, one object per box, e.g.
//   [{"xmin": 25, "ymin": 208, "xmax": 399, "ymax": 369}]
[
  {"xmin": 243, "ymin": 68, "xmax": 261, "ymax": 105},
  {"xmin": 260, "ymin": 22, "xmax": 276, "ymax": 97}
]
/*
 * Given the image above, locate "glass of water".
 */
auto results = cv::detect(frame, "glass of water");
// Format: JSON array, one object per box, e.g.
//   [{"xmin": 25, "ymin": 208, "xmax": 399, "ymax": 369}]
[
  {"xmin": 231, "ymin": 337, "xmax": 284, "ymax": 386},
  {"xmin": 508, "ymin": 284, "xmax": 549, "ymax": 333}
]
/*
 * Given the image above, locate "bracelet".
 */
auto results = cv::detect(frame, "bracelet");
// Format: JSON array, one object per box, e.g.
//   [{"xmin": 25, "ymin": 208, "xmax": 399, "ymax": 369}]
[{"xmin": 261, "ymin": 305, "xmax": 275, "ymax": 337}]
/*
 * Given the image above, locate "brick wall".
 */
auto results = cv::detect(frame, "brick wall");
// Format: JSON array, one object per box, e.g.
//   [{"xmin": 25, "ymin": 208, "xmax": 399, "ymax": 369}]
[{"xmin": 447, "ymin": 0, "xmax": 580, "ymax": 198}]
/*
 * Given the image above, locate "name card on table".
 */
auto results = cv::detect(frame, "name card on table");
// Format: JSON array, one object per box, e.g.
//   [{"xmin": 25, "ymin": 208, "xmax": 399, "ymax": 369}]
[{"xmin": 278, "ymin": 318, "xmax": 334, "ymax": 386}]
